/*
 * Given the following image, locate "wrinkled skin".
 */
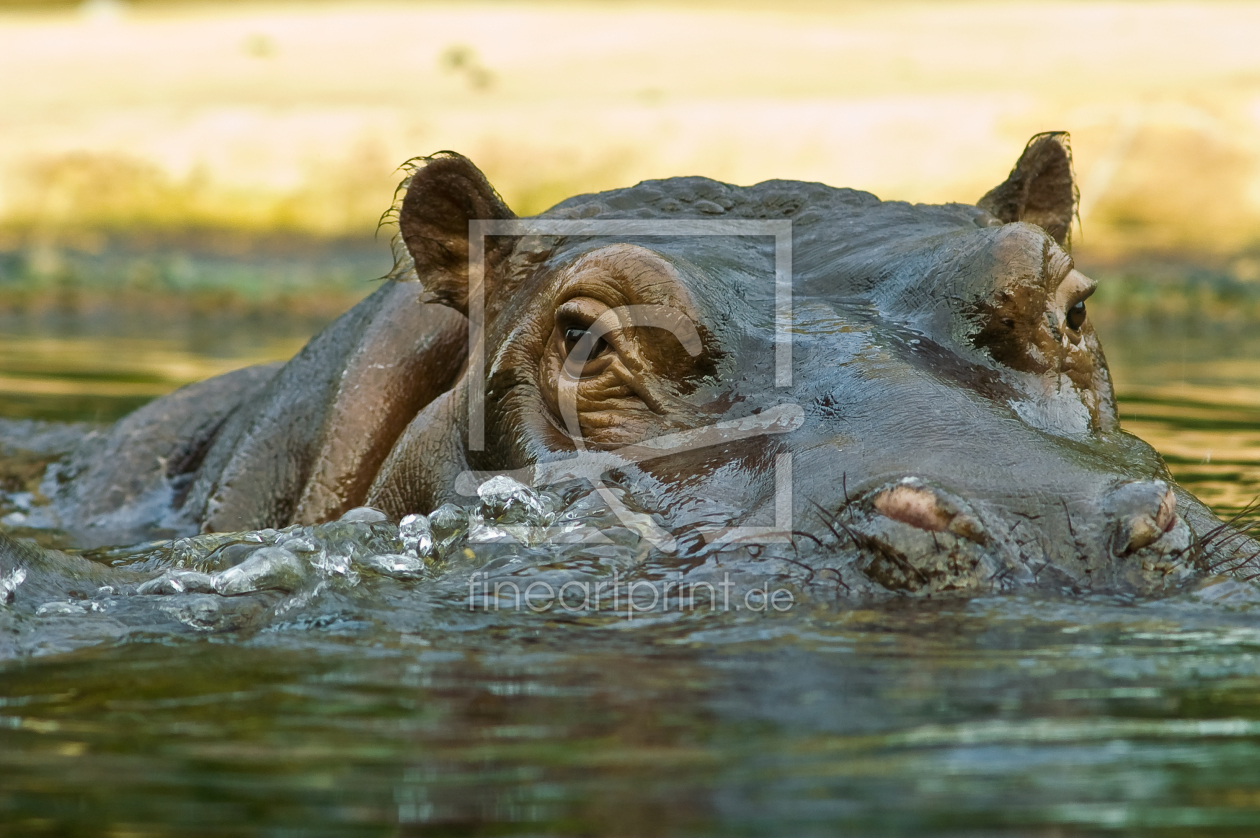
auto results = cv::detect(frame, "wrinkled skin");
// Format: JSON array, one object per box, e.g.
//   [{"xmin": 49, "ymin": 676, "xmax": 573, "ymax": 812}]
[{"xmin": 23, "ymin": 133, "xmax": 1260, "ymax": 597}]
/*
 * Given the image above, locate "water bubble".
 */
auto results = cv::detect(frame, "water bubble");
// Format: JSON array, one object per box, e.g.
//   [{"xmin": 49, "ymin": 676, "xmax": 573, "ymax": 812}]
[
  {"xmin": 310, "ymin": 547, "xmax": 359, "ymax": 585},
  {"xmin": 155, "ymin": 593, "xmax": 269, "ymax": 632},
  {"xmin": 137, "ymin": 570, "xmax": 216, "ymax": 596},
  {"xmin": 164, "ymin": 532, "xmax": 263, "ymax": 571},
  {"xmin": 466, "ymin": 509, "xmax": 512, "ymax": 545},
  {"xmin": 36, "ymin": 601, "xmax": 87, "ymax": 617},
  {"xmin": 477, "ymin": 475, "xmax": 554, "ymax": 526},
  {"xmin": 399, "ymin": 514, "xmax": 434, "ymax": 559},
  {"xmin": 159, "ymin": 595, "xmax": 220, "ymax": 630},
  {"xmin": 6, "ymin": 471, "xmax": 688, "ymax": 639},
  {"xmin": 207, "ymin": 541, "xmax": 268, "ymax": 571},
  {"xmin": 165, "ymin": 536, "xmax": 217, "ymax": 567},
  {"xmin": 428, "ymin": 503, "xmax": 473, "ymax": 558},
  {"xmin": 307, "ymin": 519, "xmax": 398, "ymax": 582},
  {"xmin": 429, "ymin": 503, "xmax": 467, "ymax": 543},
  {"xmin": 275, "ymin": 533, "xmax": 318, "ymax": 554},
  {"xmin": 212, "ymin": 546, "xmax": 307, "ymax": 596},
  {"xmin": 339, "ymin": 507, "xmax": 389, "ymax": 524},
  {"xmin": 1, "ymin": 567, "xmax": 26, "ymax": 605},
  {"xmin": 356, "ymin": 552, "xmax": 428, "ymax": 580}
]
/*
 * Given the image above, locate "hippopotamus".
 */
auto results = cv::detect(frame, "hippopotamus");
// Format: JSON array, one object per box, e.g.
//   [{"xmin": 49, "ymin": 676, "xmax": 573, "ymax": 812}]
[{"xmin": 17, "ymin": 132, "xmax": 1260, "ymax": 597}]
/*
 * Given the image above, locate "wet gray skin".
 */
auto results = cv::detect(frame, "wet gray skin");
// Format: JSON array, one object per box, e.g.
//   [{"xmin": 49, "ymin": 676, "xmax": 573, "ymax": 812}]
[{"xmin": 9, "ymin": 132, "xmax": 1259, "ymax": 600}]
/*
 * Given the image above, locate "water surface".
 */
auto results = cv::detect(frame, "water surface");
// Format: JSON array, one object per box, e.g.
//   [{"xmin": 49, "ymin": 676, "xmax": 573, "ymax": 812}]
[{"xmin": 2, "ymin": 302, "xmax": 1260, "ymax": 836}]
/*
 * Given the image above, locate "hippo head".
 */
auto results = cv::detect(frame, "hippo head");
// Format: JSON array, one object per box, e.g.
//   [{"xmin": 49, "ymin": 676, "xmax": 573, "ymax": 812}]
[{"xmin": 354, "ymin": 133, "xmax": 1257, "ymax": 597}]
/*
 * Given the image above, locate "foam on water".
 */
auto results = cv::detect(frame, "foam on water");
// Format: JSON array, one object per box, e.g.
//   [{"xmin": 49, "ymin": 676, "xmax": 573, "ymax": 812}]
[{"xmin": 0, "ymin": 475, "xmax": 780, "ymax": 654}]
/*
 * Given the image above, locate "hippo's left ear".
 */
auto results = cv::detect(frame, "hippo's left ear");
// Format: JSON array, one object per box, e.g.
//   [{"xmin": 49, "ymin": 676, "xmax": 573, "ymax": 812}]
[
  {"xmin": 397, "ymin": 152, "xmax": 516, "ymax": 315},
  {"xmin": 978, "ymin": 132, "xmax": 1078, "ymax": 246}
]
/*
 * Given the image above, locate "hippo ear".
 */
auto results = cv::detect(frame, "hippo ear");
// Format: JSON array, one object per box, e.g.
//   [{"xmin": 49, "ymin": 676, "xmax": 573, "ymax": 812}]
[
  {"xmin": 397, "ymin": 152, "xmax": 516, "ymax": 315},
  {"xmin": 977, "ymin": 132, "xmax": 1078, "ymax": 246}
]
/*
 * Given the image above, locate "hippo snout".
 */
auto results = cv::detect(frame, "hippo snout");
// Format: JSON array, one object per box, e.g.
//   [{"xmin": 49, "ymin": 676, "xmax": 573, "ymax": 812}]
[
  {"xmin": 814, "ymin": 474, "xmax": 1200, "ymax": 597},
  {"xmin": 827, "ymin": 478, "xmax": 1002, "ymax": 595}
]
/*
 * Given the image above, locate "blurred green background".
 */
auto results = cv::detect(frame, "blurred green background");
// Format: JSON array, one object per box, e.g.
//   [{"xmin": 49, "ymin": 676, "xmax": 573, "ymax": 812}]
[{"xmin": 5, "ymin": 1, "xmax": 1260, "ymax": 287}]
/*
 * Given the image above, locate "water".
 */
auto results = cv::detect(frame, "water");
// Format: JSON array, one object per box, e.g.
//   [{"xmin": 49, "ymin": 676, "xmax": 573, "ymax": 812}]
[
  {"xmin": 1101, "ymin": 313, "xmax": 1260, "ymax": 520},
  {"xmin": 0, "ymin": 306, "xmax": 342, "ymax": 423},
  {"xmin": 2, "ymin": 303, "xmax": 1260, "ymax": 835}
]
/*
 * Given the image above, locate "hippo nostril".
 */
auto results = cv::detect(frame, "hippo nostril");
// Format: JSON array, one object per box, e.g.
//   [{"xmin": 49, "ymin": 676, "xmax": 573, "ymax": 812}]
[
  {"xmin": 872, "ymin": 481, "xmax": 987, "ymax": 543},
  {"xmin": 1124, "ymin": 516, "xmax": 1165, "ymax": 553},
  {"xmin": 948, "ymin": 513, "xmax": 987, "ymax": 543},
  {"xmin": 1111, "ymin": 484, "xmax": 1179, "ymax": 554}
]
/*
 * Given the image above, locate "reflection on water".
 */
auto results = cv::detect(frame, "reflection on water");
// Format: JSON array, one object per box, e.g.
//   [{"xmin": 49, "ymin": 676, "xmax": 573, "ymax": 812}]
[
  {"xmin": 2, "ymin": 303, "xmax": 1260, "ymax": 834},
  {"xmin": 0, "ymin": 308, "xmax": 335, "ymax": 423},
  {"xmin": 7, "ymin": 595, "xmax": 1260, "ymax": 834},
  {"xmin": 1099, "ymin": 313, "xmax": 1260, "ymax": 518}
]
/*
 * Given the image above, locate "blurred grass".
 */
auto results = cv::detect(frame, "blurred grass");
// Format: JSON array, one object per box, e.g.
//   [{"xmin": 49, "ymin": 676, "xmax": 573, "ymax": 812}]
[
  {"xmin": 2, "ymin": 2, "xmax": 1260, "ymax": 253},
  {"xmin": 0, "ymin": 236, "xmax": 387, "ymax": 318}
]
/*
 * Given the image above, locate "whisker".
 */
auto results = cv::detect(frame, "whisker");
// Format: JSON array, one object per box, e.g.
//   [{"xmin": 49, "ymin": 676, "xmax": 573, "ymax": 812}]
[
  {"xmin": 1199, "ymin": 496, "xmax": 1260, "ymax": 548},
  {"xmin": 792, "ymin": 530, "xmax": 824, "ymax": 549},
  {"xmin": 819, "ymin": 567, "xmax": 852, "ymax": 595},
  {"xmin": 777, "ymin": 556, "xmax": 816, "ymax": 586},
  {"xmin": 1205, "ymin": 529, "xmax": 1260, "ymax": 570},
  {"xmin": 1217, "ymin": 546, "xmax": 1260, "ymax": 578},
  {"xmin": 810, "ymin": 500, "xmax": 861, "ymax": 549}
]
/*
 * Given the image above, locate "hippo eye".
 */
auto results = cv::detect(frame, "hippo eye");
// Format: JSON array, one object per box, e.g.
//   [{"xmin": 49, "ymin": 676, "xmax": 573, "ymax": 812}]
[
  {"xmin": 563, "ymin": 327, "xmax": 610, "ymax": 361},
  {"xmin": 1066, "ymin": 301, "xmax": 1087, "ymax": 331}
]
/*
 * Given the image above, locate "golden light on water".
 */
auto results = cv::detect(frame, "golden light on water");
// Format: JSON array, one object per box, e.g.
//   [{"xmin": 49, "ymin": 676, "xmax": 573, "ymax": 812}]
[{"xmin": 0, "ymin": 333, "xmax": 308, "ymax": 398}]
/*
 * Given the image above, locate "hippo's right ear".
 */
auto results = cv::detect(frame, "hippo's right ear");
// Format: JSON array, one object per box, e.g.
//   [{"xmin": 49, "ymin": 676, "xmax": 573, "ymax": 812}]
[
  {"xmin": 978, "ymin": 132, "xmax": 1078, "ymax": 246},
  {"xmin": 397, "ymin": 152, "xmax": 516, "ymax": 315}
]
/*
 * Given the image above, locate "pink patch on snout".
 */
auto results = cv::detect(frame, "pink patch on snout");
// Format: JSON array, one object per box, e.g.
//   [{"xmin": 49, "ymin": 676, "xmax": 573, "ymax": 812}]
[{"xmin": 873, "ymin": 485, "xmax": 953, "ymax": 532}]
